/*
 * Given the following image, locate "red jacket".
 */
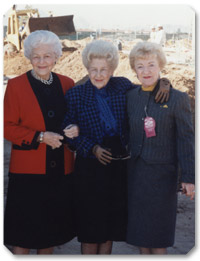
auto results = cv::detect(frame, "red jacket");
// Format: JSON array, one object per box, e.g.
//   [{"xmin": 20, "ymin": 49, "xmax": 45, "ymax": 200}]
[{"xmin": 4, "ymin": 72, "xmax": 75, "ymax": 175}]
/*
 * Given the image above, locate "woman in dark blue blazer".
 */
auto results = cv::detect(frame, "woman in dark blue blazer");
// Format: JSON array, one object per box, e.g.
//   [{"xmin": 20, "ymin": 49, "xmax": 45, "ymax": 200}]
[
  {"xmin": 126, "ymin": 42, "xmax": 195, "ymax": 254},
  {"xmin": 62, "ymin": 40, "xmax": 170, "ymax": 255}
]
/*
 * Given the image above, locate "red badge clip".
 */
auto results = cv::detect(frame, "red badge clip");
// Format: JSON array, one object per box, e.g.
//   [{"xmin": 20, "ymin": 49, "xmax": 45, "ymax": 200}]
[{"xmin": 144, "ymin": 117, "xmax": 156, "ymax": 138}]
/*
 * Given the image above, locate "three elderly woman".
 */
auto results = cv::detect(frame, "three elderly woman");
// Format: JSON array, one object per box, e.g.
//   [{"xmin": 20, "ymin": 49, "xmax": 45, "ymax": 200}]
[
  {"xmin": 4, "ymin": 30, "xmax": 78, "ymax": 254},
  {"xmin": 4, "ymin": 30, "xmax": 194, "ymax": 255}
]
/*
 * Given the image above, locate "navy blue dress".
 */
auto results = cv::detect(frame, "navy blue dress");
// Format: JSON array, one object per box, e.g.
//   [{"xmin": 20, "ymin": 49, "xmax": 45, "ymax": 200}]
[
  {"xmin": 126, "ymin": 86, "xmax": 194, "ymax": 248},
  {"xmin": 62, "ymin": 77, "xmax": 134, "ymax": 243}
]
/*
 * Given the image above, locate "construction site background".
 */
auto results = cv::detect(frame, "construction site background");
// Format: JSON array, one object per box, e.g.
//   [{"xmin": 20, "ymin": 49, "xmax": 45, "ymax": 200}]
[{"xmin": 3, "ymin": 33, "xmax": 195, "ymax": 255}]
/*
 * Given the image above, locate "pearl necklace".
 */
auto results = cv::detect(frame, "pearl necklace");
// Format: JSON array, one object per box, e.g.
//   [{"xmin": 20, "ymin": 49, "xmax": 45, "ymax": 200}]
[{"xmin": 31, "ymin": 70, "xmax": 53, "ymax": 85}]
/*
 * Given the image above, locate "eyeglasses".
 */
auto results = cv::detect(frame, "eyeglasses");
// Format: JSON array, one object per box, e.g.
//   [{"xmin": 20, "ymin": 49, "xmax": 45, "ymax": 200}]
[{"xmin": 88, "ymin": 68, "xmax": 110, "ymax": 76}]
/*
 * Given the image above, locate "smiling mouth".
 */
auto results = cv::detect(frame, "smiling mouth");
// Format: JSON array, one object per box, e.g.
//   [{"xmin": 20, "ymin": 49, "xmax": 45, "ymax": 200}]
[
  {"xmin": 143, "ymin": 76, "xmax": 151, "ymax": 79},
  {"xmin": 38, "ymin": 66, "xmax": 47, "ymax": 69}
]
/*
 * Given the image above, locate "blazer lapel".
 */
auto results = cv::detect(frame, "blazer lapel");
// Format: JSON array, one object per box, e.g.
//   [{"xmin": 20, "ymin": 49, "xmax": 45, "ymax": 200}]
[{"xmin": 81, "ymin": 80, "xmax": 95, "ymax": 105}]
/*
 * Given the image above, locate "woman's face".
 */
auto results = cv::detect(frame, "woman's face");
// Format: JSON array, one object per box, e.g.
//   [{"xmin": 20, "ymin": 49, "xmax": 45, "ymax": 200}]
[
  {"xmin": 134, "ymin": 55, "xmax": 161, "ymax": 88},
  {"xmin": 30, "ymin": 44, "xmax": 57, "ymax": 80},
  {"xmin": 88, "ymin": 58, "xmax": 114, "ymax": 89}
]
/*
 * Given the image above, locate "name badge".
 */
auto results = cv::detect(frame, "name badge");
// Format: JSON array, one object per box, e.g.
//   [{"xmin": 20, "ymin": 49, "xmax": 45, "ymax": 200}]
[{"xmin": 144, "ymin": 117, "xmax": 156, "ymax": 138}]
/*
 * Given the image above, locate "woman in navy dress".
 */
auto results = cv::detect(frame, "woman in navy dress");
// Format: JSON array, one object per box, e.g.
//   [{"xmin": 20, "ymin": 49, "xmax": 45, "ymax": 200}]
[{"xmin": 126, "ymin": 42, "xmax": 195, "ymax": 254}]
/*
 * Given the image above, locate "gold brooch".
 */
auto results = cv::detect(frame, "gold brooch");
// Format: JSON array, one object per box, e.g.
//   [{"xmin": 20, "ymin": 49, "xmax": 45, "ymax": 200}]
[{"xmin": 160, "ymin": 104, "xmax": 168, "ymax": 108}]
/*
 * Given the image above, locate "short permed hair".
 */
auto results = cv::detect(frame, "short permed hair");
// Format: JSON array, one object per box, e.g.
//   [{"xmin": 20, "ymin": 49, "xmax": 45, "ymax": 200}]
[
  {"xmin": 129, "ymin": 41, "xmax": 167, "ymax": 71},
  {"xmin": 23, "ymin": 30, "xmax": 62, "ymax": 59},
  {"xmin": 82, "ymin": 40, "xmax": 119, "ymax": 71}
]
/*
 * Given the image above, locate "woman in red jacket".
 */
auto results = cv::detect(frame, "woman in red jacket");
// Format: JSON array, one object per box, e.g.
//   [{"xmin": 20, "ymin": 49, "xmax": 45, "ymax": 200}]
[{"xmin": 4, "ymin": 30, "xmax": 78, "ymax": 254}]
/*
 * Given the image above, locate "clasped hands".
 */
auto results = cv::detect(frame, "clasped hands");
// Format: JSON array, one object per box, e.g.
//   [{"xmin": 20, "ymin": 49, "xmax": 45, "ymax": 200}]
[
  {"xmin": 42, "ymin": 125, "xmax": 79, "ymax": 150},
  {"xmin": 63, "ymin": 124, "xmax": 79, "ymax": 139}
]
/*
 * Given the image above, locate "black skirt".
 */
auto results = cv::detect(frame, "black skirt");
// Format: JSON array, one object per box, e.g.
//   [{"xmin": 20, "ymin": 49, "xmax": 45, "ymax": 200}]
[
  {"xmin": 74, "ymin": 156, "xmax": 128, "ymax": 243},
  {"xmin": 4, "ymin": 173, "xmax": 76, "ymax": 249},
  {"xmin": 126, "ymin": 157, "xmax": 178, "ymax": 248}
]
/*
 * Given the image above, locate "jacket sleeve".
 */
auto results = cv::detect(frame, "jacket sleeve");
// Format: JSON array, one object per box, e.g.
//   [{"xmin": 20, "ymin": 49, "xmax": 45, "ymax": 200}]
[
  {"xmin": 175, "ymin": 92, "xmax": 195, "ymax": 183},
  {"xmin": 4, "ymin": 80, "xmax": 40, "ymax": 149},
  {"xmin": 62, "ymin": 89, "xmax": 96, "ymax": 157}
]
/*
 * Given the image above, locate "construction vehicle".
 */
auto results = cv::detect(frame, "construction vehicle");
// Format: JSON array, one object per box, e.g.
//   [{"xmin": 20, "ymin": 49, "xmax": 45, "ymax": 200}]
[{"xmin": 4, "ymin": 7, "xmax": 76, "ymax": 51}]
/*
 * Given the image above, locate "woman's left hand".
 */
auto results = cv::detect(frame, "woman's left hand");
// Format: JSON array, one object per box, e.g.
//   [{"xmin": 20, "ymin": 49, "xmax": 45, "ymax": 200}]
[
  {"xmin": 155, "ymin": 78, "xmax": 171, "ymax": 103},
  {"xmin": 181, "ymin": 183, "xmax": 195, "ymax": 200},
  {"xmin": 63, "ymin": 124, "xmax": 79, "ymax": 139}
]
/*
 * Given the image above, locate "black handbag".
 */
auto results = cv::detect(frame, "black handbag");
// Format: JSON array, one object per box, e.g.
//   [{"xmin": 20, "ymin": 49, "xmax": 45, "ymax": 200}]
[{"xmin": 101, "ymin": 136, "xmax": 130, "ymax": 160}]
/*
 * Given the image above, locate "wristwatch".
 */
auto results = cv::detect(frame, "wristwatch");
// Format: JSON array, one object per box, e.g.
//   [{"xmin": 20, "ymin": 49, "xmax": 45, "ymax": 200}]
[{"xmin": 39, "ymin": 132, "xmax": 44, "ymax": 143}]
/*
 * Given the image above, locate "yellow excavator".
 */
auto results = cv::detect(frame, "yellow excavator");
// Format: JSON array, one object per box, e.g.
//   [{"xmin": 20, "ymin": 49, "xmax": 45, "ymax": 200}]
[{"xmin": 4, "ymin": 7, "xmax": 76, "ymax": 51}]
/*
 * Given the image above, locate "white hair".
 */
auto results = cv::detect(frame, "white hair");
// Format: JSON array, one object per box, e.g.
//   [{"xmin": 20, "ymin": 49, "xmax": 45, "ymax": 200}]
[
  {"xmin": 23, "ymin": 30, "xmax": 62, "ymax": 59},
  {"xmin": 82, "ymin": 40, "xmax": 119, "ymax": 71}
]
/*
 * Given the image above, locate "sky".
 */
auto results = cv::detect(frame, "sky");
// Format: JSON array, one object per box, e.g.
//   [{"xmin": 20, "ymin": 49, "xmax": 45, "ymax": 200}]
[{"xmin": 2, "ymin": 3, "xmax": 195, "ymax": 33}]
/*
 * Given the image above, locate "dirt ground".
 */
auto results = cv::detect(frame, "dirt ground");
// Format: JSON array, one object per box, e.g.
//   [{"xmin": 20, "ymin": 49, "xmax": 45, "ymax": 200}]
[{"xmin": 3, "ymin": 37, "xmax": 195, "ymax": 256}]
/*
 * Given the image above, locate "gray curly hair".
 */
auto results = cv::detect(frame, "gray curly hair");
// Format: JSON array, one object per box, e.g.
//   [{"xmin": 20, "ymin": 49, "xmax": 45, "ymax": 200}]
[
  {"xmin": 23, "ymin": 30, "xmax": 62, "ymax": 59},
  {"xmin": 82, "ymin": 39, "xmax": 119, "ymax": 71}
]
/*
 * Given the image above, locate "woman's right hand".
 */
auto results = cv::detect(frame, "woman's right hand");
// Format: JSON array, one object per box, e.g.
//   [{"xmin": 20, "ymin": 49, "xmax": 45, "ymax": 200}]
[
  {"xmin": 42, "ymin": 131, "xmax": 64, "ymax": 149},
  {"xmin": 181, "ymin": 183, "xmax": 195, "ymax": 200},
  {"xmin": 93, "ymin": 145, "xmax": 113, "ymax": 165}
]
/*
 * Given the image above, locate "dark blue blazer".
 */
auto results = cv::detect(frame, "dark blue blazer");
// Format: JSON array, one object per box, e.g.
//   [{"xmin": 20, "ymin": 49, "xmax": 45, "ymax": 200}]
[
  {"xmin": 127, "ymin": 86, "xmax": 195, "ymax": 183},
  {"xmin": 62, "ymin": 77, "xmax": 135, "ymax": 157}
]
